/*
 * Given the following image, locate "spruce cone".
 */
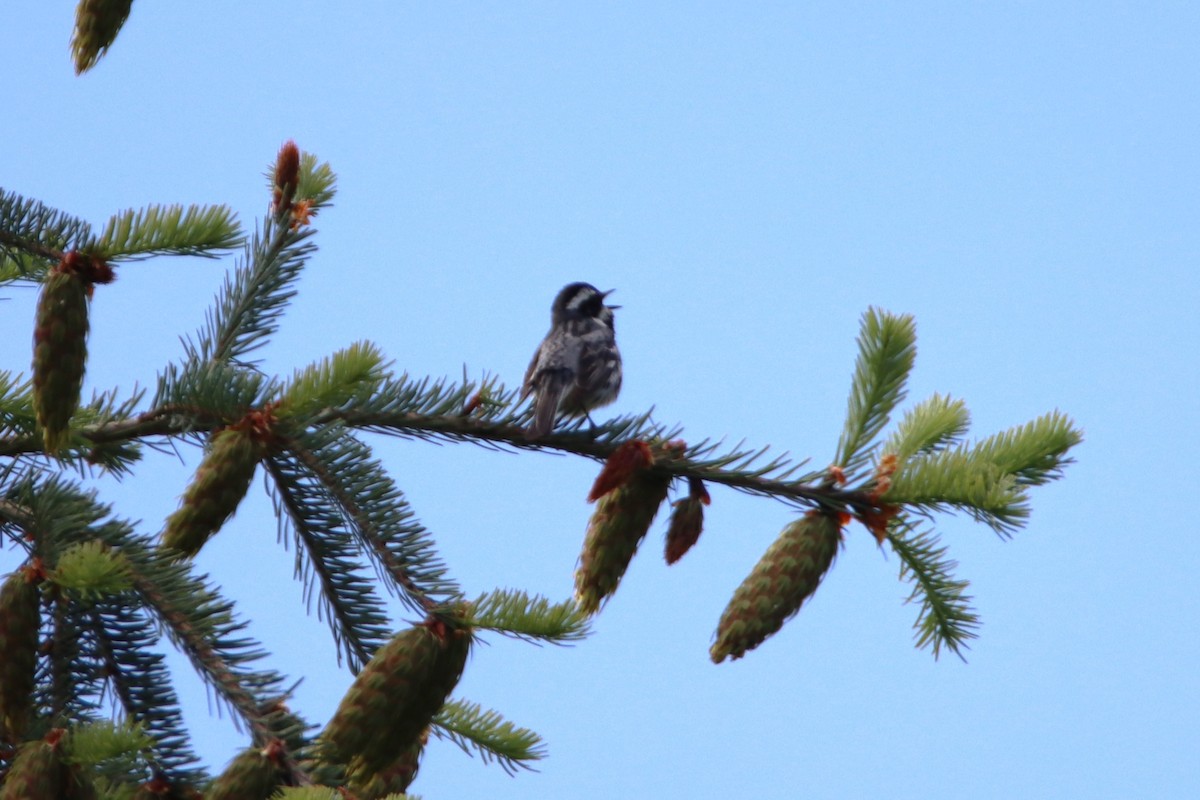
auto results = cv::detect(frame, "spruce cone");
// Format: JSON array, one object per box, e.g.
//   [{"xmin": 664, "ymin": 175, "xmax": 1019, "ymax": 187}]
[
  {"xmin": 32, "ymin": 268, "xmax": 89, "ymax": 452},
  {"xmin": 575, "ymin": 469, "xmax": 671, "ymax": 613},
  {"xmin": 0, "ymin": 729, "xmax": 71, "ymax": 800},
  {"xmin": 161, "ymin": 427, "xmax": 260, "ymax": 557},
  {"xmin": 0, "ymin": 568, "xmax": 41, "ymax": 740},
  {"xmin": 71, "ymin": 0, "xmax": 134, "ymax": 73},
  {"xmin": 348, "ymin": 729, "xmax": 426, "ymax": 799},
  {"xmin": 320, "ymin": 607, "xmax": 471, "ymax": 774},
  {"xmin": 205, "ymin": 741, "xmax": 290, "ymax": 800},
  {"xmin": 711, "ymin": 512, "xmax": 842, "ymax": 662}
]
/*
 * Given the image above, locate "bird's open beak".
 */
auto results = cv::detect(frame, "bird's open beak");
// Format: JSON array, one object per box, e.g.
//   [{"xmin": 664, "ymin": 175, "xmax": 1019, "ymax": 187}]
[{"xmin": 603, "ymin": 289, "xmax": 620, "ymax": 309}]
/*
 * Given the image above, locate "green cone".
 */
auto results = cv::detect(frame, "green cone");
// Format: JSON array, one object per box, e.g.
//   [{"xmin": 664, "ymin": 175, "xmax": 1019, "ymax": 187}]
[
  {"xmin": 0, "ymin": 569, "xmax": 40, "ymax": 740},
  {"xmin": 32, "ymin": 270, "xmax": 89, "ymax": 452},
  {"xmin": 575, "ymin": 470, "xmax": 671, "ymax": 613},
  {"xmin": 320, "ymin": 607, "xmax": 471, "ymax": 774},
  {"xmin": 205, "ymin": 743, "xmax": 290, "ymax": 800},
  {"xmin": 711, "ymin": 512, "xmax": 842, "ymax": 662},
  {"xmin": 161, "ymin": 427, "xmax": 260, "ymax": 558},
  {"xmin": 0, "ymin": 731, "xmax": 69, "ymax": 800},
  {"xmin": 71, "ymin": 0, "xmax": 134, "ymax": 74},
  {"xmin": 348, "ymin": 730, "xmax": 425, "ymax": 799}
]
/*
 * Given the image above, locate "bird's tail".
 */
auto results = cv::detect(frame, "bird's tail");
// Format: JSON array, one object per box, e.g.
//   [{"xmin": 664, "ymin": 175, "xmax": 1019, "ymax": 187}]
[{"xmin": 526, "ymin": 371, "xmax": 568, "ymax": 439}]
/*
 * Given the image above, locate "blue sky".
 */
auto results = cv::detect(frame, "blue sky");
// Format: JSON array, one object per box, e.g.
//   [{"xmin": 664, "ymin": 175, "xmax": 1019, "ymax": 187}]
[{"xmin": 3, "ymin": 3, "xmax": 1198, "ymax": 797}]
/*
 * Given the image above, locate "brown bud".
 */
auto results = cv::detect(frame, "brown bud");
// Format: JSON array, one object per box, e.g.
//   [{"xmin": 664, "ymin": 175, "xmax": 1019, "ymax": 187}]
[
  {"xmin": 588, "ymin": 440, "xmax": 654, "ymax": 502},
  {"xmin": 273, "ymin": 140, "xmax": 301, "ymax": 218}
]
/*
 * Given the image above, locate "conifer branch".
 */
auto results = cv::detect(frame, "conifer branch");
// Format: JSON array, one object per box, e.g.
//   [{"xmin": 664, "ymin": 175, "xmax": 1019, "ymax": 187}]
[
  {"xmin": 185, "ymin": 218, "xmax": 318, "ymax": 366},
  {"xmin": 183, "ymin": 150, "xmax": 336, "ymax": 366},
  {"xmin": 0, "ymin": 189, "xmax": 92, "ymax": 263},
  {"xmin": 67, "ymin": 719, "xmax": 155, "ymax": 786},
  {"xmin": 278, "ymin": 427, "xmax": 461, "ymax": 612},
  {"xmin": 277, "ymin": 342, "xmax": 389, "ymax": 422},
  {"xmin": 0, "ymin": 188, "xmax": 93, "ymax": 281},
  {"xmin": 883, "ymin": 393, "xmax": 971, "ymax": 462},
  {"xmin": 468, "ymin": 589, "xmax": 591, "ymax": 645},
  {"xmin": 43, "ymin": 595, "xmax": 96, "ymax": 724},
  {"xmin": 123, "ymin": 547, "xmax": 289, "ymax": 744},
  {"xmin": 0, "ymin": 371, "xmax": 36, "ymax": 438},
  {"xmin": 0, "ymin": 475, "xmax": 291, "ymax": 748},
  {"xmin": 835, "ymin": 308, "xmax": 917, "ymax": 477},
  {"xmin": 91, "ymin": 204, "xmax": 243, "ymax": 261},
  {"xmin": 888, "ymin": 520, "xmax": 980, "ymax": 660},
  {"xmin": 51, "ymin": 540, "xmax": 133, "ymax": 599},
  {"xmin": 884, "ymin": 448, "xmax": 1030, "ymax": 537},
  {"xmin": 432, "ymin": 699, "xmax": 547, "ymax": 775},
  {"xmin": 154, "ymin": 361, "xmax": 273, "ymax": 425},
  {"xmin": 86, "ymin": 601, "xmax": 206, "ymax": 781},
  {"xmin": 263, "ymin": 446, "xmax": 394, "ymax": 671},
  {"xmin": 969, "ymin": 410, "xmax": 1081, "ymax": 486}
]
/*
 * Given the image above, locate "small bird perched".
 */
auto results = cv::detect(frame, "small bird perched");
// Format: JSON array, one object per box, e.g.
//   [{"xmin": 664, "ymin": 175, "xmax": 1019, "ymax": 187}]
[{"xmin": 522, "ymin": 282, "xmax": 623, "ymax": 439}]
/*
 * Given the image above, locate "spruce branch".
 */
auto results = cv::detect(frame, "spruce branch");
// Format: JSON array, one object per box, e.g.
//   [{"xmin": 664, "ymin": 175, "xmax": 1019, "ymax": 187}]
[
  {"xmin": 67, "ymin": 719, "xmax": 155, "ymax": 783},
  {"xmin": 264, "ymin": 444, "xmax": 394, "ymax": 671},
  {"xmin": 883, "ymin": 393, "xmax": 971, "ymax": 462},
  {"xmin": 0, "ymin": 371, "xmax": 35, "ymax": 438},
  {"xmin": 184, "ymin": 218, "xmax": 319, "ymax": 366},
  {"xmin": 432, "ymin": 699, "xmax": 547, "ymax": 776},
  {"xmin": 278, "ymin": 425, "xmax": 460, "ymax": 612},
  {"xmin": 0, "ymin": 188, "xmax": 93, "ymax": 282},
  {"xmin": 468, "ymin": 589, "xmax": 591, "ymax": 645},
  {"xmin": 969, "ymin": 410, "xmax": 1082, "ymax": 486},
  {"xmin": 1, "ymin": 474, "xmax": 291, "ymax": 748},
  {"xmin": 185, "ymin": 148, "xmax": 335, "ymax": 366},
  {"xmin": 90, "ymin": 204, "xmax": 243, "ymax": 261},
  {"xmin": 154, "ymin": 360, "xmax": 273, "ymax": 425},
  {"xmin": 50, "ymin": 540, "xmax": 132, "ymax": 600},
  {"xmin": 85, "ymin": 601, "xmax": 206, "ymax": 782},
  {"xmin": 125, "ymin": 544, "xmax": 292, "ymax": 744},
  {"xmin": 834, "ymin": 308, "xmax": 917, "ymax": 477},
  {"xmin": 883, "ymin": 447, "xmax": 1030, "ymax": 537},
  {"xmin": 294, "ymin": 153, "xmax": 337, "ymax": 214},
  {"xmin": 887, "ymin": 520, "xmax": 980, "ymax": 660},
  {"xmin": 277, "ymin": 342, "xmax": 389, "ymax": 422}
]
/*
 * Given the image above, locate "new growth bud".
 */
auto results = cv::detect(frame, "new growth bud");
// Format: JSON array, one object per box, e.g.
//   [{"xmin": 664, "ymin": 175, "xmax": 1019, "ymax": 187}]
[
  {"xmin": 664, "ymin": 477, "xmax": 710, "ymax": 565},
  {"xmin": 272, "ymin": 140, "xmax": 301, "ymax": 220}
]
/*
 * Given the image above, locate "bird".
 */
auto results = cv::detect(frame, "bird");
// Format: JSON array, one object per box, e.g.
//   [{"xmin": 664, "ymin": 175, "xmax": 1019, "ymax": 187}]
[{"xmin": 522, "ymin": 282, "xmax": 623, "ymax": 439}]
